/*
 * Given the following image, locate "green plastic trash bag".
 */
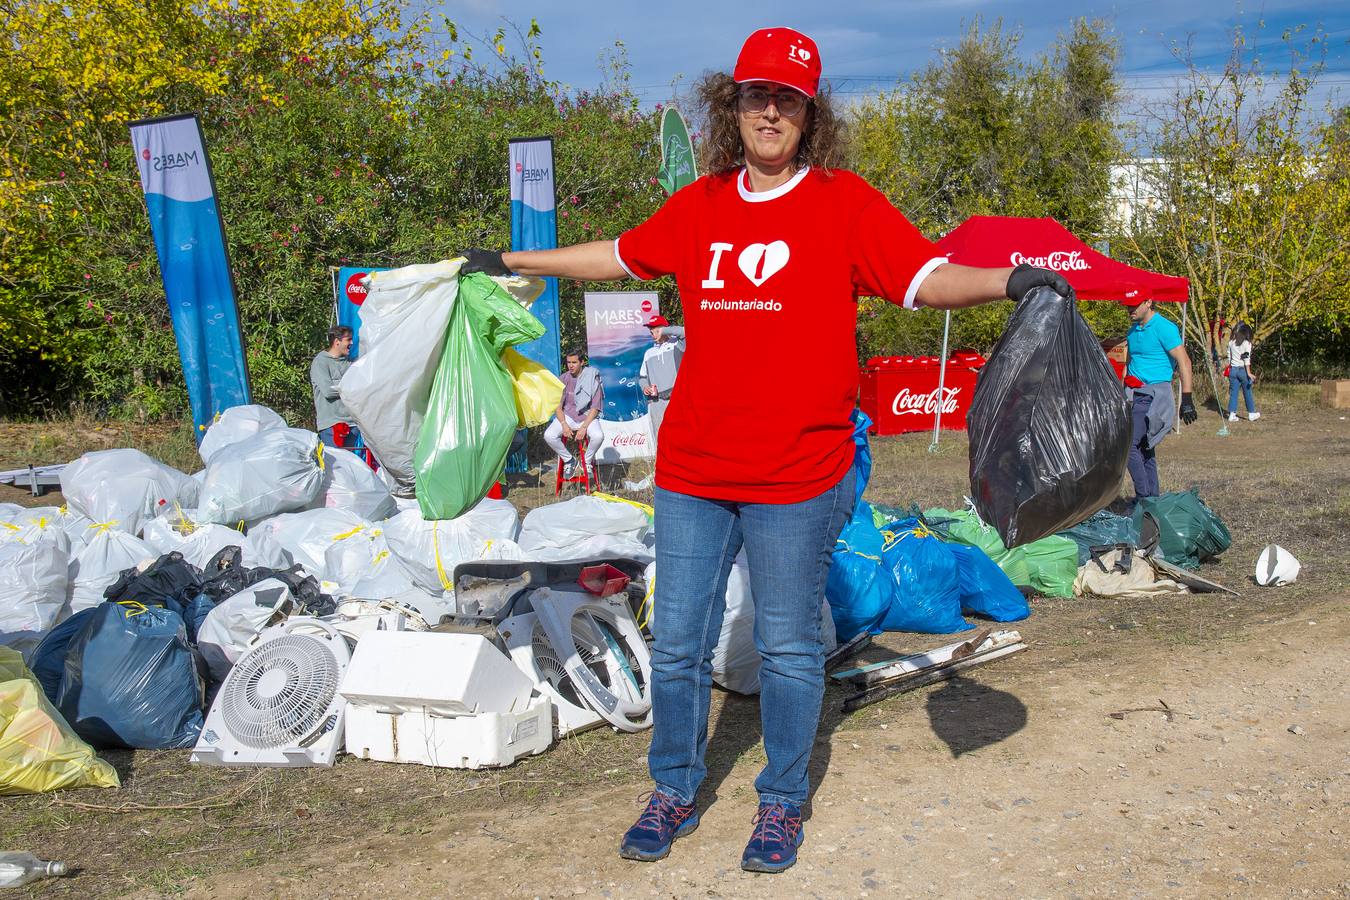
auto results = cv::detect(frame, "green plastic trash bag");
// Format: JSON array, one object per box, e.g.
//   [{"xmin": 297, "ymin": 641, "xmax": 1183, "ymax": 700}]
[
  {"xmin": 1019, "ymin": 534, "xmax": 1078, "ymax": 599},
  {"xmin": 1131, "ymin": 489, "xmax": 1231, "ymax": 570},
  {"xmin": 414, "ymin": 273, "xmax": 545, "ymax": 520}
]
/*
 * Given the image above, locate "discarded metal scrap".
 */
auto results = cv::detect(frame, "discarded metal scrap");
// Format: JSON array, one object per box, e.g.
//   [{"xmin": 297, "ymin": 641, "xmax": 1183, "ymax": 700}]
[{"xmin": 831, "ymin": 629, "xmax": 1027, "ymax": 712}]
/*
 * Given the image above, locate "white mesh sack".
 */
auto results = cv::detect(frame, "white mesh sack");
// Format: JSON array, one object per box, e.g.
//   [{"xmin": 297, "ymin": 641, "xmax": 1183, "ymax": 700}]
[
  {"xmin": 60, "ymin": 449, "xmax": 198, "ymax": 536},
  {"xmin": 197, "ymin": 427, "xmax": 325, "ymax": 527},
  {"xmin": 198, "ymin": 404, "xmax": 287, "ymax": 465}
]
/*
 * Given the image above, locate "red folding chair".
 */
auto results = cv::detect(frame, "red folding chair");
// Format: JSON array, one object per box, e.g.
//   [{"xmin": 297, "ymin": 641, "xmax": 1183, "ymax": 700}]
[{"xmin": 554, "ymin": 435, "xmax": 594, "ymax": 496}]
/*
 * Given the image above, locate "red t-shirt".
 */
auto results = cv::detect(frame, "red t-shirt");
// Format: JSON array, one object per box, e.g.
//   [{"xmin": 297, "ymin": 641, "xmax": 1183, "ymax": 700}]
[{"xmin": 616, "ymin": 167, "xmax": 942, "ymax": 503}]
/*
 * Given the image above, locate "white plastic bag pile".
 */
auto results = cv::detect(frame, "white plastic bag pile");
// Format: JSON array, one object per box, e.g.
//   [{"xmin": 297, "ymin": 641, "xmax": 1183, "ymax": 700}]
[
  {"xmin": 517, "ymin": 495, "xmax": 653, "ymax": 563},
  {"xmin": 61, "ymin": 449, "xmax": 198, "ymax": 535},
  {"xmin": 198, "ymin": 404, "xmax": 287, "ymax": 465},
  {"xmin": 197, "ymin": 427, "xmax": 326, "ymax": 526}
]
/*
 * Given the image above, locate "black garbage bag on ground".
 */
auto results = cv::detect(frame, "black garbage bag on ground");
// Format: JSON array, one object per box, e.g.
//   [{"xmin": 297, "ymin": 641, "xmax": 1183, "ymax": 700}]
[
  {"xmin": 968, "ymin": 285, "xmax": 1131, "ymax": 548},
  {"xmin": 103, "ymin": 551, "xmax": 203, "ymax": 612}
]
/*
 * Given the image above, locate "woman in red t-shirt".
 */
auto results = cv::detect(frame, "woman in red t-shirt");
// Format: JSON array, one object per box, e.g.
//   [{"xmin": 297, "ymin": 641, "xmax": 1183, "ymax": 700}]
[{"xmin": 463, "ymin": 26, "xmax": 1067, "ymax": 874}]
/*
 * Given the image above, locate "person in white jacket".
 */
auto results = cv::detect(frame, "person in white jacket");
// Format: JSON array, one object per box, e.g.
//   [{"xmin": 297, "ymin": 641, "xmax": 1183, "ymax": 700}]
[{"xmin": 638, "ymin": 314, "xmax": 685, "ymax": 438}]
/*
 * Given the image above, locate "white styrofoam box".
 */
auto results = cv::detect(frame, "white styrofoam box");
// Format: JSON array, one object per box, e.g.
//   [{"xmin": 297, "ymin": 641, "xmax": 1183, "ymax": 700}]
[
  {"xmin": 339, "ymin": 631, "xmax": 533, "ymax": 716},
  {"xmin": 344, "ymin": 697, "xmax": 552, "ymax": 769}
]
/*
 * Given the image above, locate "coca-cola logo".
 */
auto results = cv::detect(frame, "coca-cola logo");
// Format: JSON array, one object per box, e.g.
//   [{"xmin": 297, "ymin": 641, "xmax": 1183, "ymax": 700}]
[
  {"xmin": 344, "ymin": 272, "xmax": 369, "ymax": 306},
  {"xmin": 892, "ymin": 386, "xmax": 961, "ymax": 417},
  {"xmin": 610, "ymin": 432, "xmax": 648, "ymax": 448},
  {"xmin": 640, "ymin": 298, "xmax": 653, "ymax": 313},
  {"xmin": 1010, "ymin": 250, "xmax": 1090, "ymax": 272}
]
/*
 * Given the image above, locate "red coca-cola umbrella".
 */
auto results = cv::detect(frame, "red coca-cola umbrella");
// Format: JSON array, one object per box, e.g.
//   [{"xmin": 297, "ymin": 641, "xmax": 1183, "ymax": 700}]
[{"xmin": 935, "ymin": 216, "xmax": 1189, "ymax": 302}]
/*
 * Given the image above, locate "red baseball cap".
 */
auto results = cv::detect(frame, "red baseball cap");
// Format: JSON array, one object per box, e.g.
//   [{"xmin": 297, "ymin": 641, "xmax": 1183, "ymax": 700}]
[
  {"xmin": 645, "ymin": 315, "xmax": 670, "ymax": 328},
  {"xmin": 733, "ymin": 27, "xmax": 821, "ymax": 98}
]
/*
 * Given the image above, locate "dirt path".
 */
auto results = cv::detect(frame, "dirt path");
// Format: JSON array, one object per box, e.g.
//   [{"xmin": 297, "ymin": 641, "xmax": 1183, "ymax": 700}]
[{"xmin": 181, "ymin": 597, "xmax": 1350, "ymax": 899}]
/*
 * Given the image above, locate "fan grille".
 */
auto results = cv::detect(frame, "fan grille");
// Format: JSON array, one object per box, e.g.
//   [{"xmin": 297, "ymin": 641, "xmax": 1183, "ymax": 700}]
[{"xmin": 219, "ymin": 633, "xmax": 342, "ymax": 749}]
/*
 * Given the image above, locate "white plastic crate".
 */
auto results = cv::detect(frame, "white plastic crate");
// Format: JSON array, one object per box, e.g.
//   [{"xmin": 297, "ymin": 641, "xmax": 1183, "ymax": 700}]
[
  {"xmin": 339, "ymin": 631, "xmax": 533, "ymax": 716},
  {"xmin": 344, "ymin": 697, "xmax": 552, "ymax": 769}
]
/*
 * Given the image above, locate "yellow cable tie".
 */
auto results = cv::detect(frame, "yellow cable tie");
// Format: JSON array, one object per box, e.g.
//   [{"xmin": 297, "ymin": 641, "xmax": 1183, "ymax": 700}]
[
  {"xmin": 332, "ymin": 525, "xmax": 366, "ymax": 541},
  {"xmin": 432, "ymin": 522, "xmax": 453, "ymax": 591}
]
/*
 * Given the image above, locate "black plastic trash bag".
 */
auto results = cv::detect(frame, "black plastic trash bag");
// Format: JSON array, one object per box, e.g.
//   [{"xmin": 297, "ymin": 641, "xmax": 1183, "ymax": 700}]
[{"xmin": 967, "ymin": 286, "xmax": 1130, "ymax": 548}]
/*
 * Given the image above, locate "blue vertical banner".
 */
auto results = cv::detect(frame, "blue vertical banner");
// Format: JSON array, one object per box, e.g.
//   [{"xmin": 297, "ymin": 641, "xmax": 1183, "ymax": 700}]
[
  {"xmin": 509, "ymin": 137, "xmax": 562, "ymax": 376},
  {"xmin": 332, "ymin": 266, "xmax": 390, "ymax": 361},
  {"xmin": 130, "ymin": 113, "xmax": 250, "ymax": 437}
]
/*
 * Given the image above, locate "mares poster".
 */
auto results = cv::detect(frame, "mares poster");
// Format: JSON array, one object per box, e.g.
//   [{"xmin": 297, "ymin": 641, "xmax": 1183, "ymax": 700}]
[
  {"xmin": 584, "ymin": 292, "xmax": 659, "ymax": 462},
  {"xmin": 130, "ymin": 113, "xmax": 250, "ymax": 437}
]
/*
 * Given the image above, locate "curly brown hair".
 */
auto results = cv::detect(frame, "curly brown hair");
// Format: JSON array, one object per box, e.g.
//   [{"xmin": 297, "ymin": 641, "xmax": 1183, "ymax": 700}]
[{"xmin": 695, "ymin": 72, "xmax": 846, "ymax": 177}]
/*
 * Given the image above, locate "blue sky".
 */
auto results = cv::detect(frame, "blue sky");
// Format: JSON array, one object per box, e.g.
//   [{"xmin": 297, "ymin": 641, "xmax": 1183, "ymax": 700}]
[{"xmin": 428, "ymin": 1, "xmax": 1349, "ymax": 113}]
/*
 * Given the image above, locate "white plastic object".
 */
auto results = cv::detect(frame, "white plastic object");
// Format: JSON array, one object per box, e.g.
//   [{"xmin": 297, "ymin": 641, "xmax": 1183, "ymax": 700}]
[
  {"xmin": 323, "ymin": 527, "xmax": 416, "ymax": 600},
  {"xmin": 344, "ymin": 696, "xmax": 551, "ymax": 769},
  {"xmin": 196, "ymin": 427, "xmax": 325, "ymax": 527},
  {"xmin": 318, "ymin": 446, "xmax": 396, "ymax": 521},
  {"xmin": 141, "ymin": 512, "xmax": 252, "ymax": 569},
  {"xmin": 711, "ymin": 551, "xmax": 839, "ymax": 695},
  {"xmin": 197, "ymin": 404, "xmax": 287, "ymax": 465},
  {"xmin": 381, "ymin": 498, "xmax": 521, "ymax": 594},
  {"xmin": 527, "ymin": 587, "xmax": 652, "ymax": 733},
  {"xmin": 60, "ymin": 449, "xmax": 197, "ymax": 536},
  {"xmin": 498, "ymin": 610, "xmax": 603, "ymax": 737},
  {"xmin": 0, "ymin": 540, "xmax": 68, "ymax": 638},
  {"xmin": 197, "ymin": 578, "xmax": 296, "ymax": 682},
  {"xmin": 1255, "ymin": 544, "xmax": 1300, "ymax": 586},
  {"xmin": 246, "ymin": 508, "xmax": 371, "ymax": 577},
  {"xmin": 339, "ymin": 631, "xmax": 533, "ymax": 716},
  {"xmin": 516, "ymin": 496, "xmax": 653, "ymax": 564},
  {"xmin": 191, "ymin": 617, "xmax": 350, "ymax": 767},
  {"xmin": 66, "ymin": 525, "xmax": 155, "ymax": 617},
  {"xmin": 339, "ymin": 261, "xmax": 464, "ymax": 490}
]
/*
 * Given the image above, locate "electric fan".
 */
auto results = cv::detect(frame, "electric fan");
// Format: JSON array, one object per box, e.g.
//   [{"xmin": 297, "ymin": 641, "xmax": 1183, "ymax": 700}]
[{"xmin": 191, "ymin": 617, "xmax": 351, "ymax": 767}]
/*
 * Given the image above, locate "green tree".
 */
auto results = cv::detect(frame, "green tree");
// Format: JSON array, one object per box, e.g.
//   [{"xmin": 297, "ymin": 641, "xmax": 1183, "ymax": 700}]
[
  {"xmin": 1115, "ymin": 28, "xmax": 1350, "ymax": 393},
  {"xmin": 849, "ymin": 18, "xmax": 1126, "ymax": 361}
]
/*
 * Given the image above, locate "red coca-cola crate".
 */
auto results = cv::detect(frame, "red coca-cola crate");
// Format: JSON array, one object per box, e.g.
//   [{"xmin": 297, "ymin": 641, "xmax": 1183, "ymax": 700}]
[{"xmin": 860, "ymin": 352, "xmax": 986, "ymax": 436}]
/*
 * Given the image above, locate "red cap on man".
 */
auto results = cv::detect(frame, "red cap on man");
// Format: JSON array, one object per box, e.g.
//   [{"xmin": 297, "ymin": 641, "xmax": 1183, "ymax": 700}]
[
  {"xmin": 645, "ymin": 315, "xmax": 670, "ymax": 328},
  {"xmin": 733, "ymin": 27, "xmax": 822, "ymax": 98}
]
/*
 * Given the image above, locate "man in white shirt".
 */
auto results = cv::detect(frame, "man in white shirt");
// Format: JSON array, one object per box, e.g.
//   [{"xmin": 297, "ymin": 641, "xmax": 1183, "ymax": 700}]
[{"xmin": 638, "ymin": 315, "xmax": 685, "ymax": 439}]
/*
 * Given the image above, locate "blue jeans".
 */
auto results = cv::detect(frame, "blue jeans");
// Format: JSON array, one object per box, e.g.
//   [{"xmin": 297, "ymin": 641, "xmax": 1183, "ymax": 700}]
[
  {"xmin": 648, "ymin": 467, "xmax": 855, "ymax": 807},
  {"xmin": 1228, "ymin": 368, "xmax": 1257, "ymax": 415},
  {"xmin": 1127, "ymin": 393, "xmax": 1159, "ymax": 500}
]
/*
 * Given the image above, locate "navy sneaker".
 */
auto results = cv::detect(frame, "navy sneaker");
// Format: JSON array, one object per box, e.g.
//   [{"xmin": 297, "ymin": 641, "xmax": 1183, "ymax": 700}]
[
  {"xmin": 741, "ymin": 801, "xmax": 804, "ymax": 873},
  {"xmin": 619, "ymin": 791, "xmax": 699, "ymax": 862}
]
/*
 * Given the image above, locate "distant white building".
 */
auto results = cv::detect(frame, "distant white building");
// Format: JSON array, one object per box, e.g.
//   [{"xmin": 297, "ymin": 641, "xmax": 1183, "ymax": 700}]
[{"xmin": 1108, "ymin": 158, "xmax": 1168, "ymax": 229}]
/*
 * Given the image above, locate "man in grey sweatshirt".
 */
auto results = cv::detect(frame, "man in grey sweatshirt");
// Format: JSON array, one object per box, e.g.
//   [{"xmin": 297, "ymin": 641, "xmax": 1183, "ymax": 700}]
[
  {"xmin": 311, "ymin": 325, "xmax": 355, "ymax": 448},
  {"xmin": 638, "ymin": 315, "xmax": 685, "ymax": 440}
]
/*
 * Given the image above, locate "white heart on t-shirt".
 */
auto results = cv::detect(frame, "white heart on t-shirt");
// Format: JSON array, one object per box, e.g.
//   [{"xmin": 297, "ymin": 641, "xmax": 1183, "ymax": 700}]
[{"xmin": 737, "ymin": 241, "xmax": 790, "ymax": 287}]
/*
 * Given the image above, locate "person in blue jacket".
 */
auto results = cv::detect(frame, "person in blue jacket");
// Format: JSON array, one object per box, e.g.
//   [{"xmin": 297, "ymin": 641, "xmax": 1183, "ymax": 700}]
[{"xmin": 1123, "ymin": 297, "xmax": 1196, "ymax": 500}]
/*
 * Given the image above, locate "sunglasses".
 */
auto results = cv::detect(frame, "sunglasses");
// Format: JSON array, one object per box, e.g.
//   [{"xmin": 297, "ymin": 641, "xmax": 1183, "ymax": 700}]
[{"xmin": 737, "ymin": 87, "xmax": 808, "ymax": 117}]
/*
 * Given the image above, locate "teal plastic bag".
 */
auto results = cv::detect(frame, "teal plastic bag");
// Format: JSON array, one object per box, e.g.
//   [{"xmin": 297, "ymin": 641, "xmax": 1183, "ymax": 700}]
[
  {"xmin": 414, "ymin": 274, "xmax": 545, "ymax": 520},
  {"xmin": 1132, "ymin": 489, "xmax": 1231, "ymax": 570}
]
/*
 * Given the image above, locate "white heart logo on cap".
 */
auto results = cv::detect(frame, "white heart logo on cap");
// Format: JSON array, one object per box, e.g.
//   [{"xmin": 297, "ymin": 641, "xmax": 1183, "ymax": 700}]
[{"xmin": 738, "ymin": 241, "xmax": 790, "ymax": 287}]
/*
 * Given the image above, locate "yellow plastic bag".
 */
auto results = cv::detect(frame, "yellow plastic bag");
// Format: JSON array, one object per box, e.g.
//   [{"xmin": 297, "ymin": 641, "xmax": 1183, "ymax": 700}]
[
  {"xmin": 503, "ymin": 347, "xmax": 565, "ymax": 428},
  {"xmin": 0, "ymin": 647, "xmax": 120, "ymax": 795}
]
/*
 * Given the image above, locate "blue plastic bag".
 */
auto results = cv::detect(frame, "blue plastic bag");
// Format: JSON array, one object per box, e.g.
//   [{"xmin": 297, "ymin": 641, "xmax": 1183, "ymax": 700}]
[
  {"xmin": 876, "ymin": 519, "xmax": 970, "ymax": 634},
  {"xmin": 948, "ymin": 543, "xmax": 1029, "ymax": 622},
  {"xmin": 826, "ymin": 502, "xmax": 895, "ymax": 641},
  {"xmin": 56, "ymin": 602, "xmax": 204, "ymax": 750},
  {"xmin": 850, "ymin": 409, "xmax": 872, "ymax": 510},
  {"xmin": 29, "ymin": 608, "xmax": 96, "ymax": 704}
]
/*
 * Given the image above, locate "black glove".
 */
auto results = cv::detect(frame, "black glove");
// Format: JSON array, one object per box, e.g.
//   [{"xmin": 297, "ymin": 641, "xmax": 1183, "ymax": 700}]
[
  {"xmin": 458, "ymin": 248, "xmax": 510, "ymax": 277},
  {"xmin": 1005, "ymin": 263, "xmax": 1073, "ymax": 304},
  {"xmin": 1179, "ymin": 392, "xmax": 1197, "ymax": 425}
]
